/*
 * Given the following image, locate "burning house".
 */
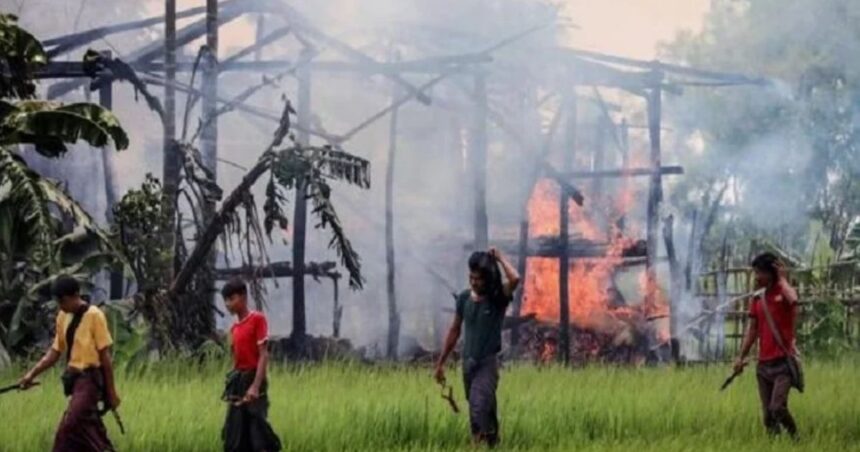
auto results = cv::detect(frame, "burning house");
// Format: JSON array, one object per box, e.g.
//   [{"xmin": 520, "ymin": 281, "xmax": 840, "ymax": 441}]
[{"xmin": 507, "ymin": 175, "xmax": 673, "ymax": 366}]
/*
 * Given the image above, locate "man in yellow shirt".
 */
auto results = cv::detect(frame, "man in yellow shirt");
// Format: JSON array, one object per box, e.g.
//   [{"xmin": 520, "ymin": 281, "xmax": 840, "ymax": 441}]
[{"xmin": 18, "ymin": 275, "xmax": 121, "ymax": 452}]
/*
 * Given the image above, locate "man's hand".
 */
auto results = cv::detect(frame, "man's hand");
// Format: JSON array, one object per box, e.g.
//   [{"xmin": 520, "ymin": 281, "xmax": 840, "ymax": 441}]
[
  {"xmin": 243, "ymin": 385, "xmax": 260, "ymax": 404},
  {"xmin": 434, "ymin": 364, "xmax": 446, "ymax": 385},
  {"xmin": 488, "ymin": 247, "xmax": 500, "ymax": 259},
  {"xmin": 17, "ymin": 373, "xmax": 36, "ymax": 390},
  {"xmin": 733, "ymin": 357, "xmax": 747, "ymax": 375},
  {"xmin": 108, "ymin": 390, "xmax": 122, "ymax": 409}
]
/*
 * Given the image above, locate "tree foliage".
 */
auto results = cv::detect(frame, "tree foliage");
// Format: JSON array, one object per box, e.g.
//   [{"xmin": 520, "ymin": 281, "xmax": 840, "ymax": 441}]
[
  {"xmin": 663, "ymin": 0, "xmax": 860, "ymax": 263},
  {"xmin": 0, "ymin": 14, "xmax": 130, "ymax": 359}
]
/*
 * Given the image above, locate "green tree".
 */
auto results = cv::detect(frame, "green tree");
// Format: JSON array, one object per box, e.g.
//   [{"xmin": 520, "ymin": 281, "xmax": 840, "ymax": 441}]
[
  {"xmin": 0, "ymin": 14, "xmax": 129, "ymax": 360},
  {"xmin": 662, "ymin": 0, "xmax": 860, "ymax": 263}
]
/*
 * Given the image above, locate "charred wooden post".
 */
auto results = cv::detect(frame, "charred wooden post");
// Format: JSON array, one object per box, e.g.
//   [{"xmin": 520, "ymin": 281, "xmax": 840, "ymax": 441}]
[
  {"xmin": 97, "ymin": 60, "xmax": 122, "ymax": 300},
  {"xmin": 662, "ymin": 214, "xmax": 682, "ymax": 356},
  {"xmin": 591, "ymin": 113, "xmax": 607, "ymax": 205},
  {"xmin": 163, "ymin": 0, "xmax": 180, "ymax": 278},
  {"xmin": 645, "ymin": 73, "xmax": 664, "ymax": 305},
  {"xmin": 214, "ymin": 261, "xmax": 339, "ymax": 280},
  {"xmin": 559, "ymin": 93, "xmax": 577, "ymax": 364},
  {"xmin": 684, "ymin": 210, "xmax": 699, "ymax": 291},
  {"xmin": 201, "ymin": 0, "xmax": 219, "ymax": 180},
  {"xmin": 511, "ymin": 95, "xmax": 565, "ymax": 353},
  {"xmin": 291, "ymin": 47, "xmax": 313, "ymax": 340},
  {"xmin": 471, "ymin": 73, "xmax": 489, "ymax": 250},
  {"xmin": 385, "ymin": 51, "xmax": 401, "ymax": 360},
  {"xmin": 510, "ymin": 217, "xmax": 529, "ymax": 349}
]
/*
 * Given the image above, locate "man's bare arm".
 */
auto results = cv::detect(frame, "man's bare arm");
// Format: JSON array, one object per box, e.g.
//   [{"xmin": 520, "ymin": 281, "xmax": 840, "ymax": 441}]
[
  {"xmin": 734, "ymin": 317, "xmax": 758, "ymax": 372},
  {"xmin": 247, "ymin": 343, "xmax": 269, "ymax": 400},
  {"xmin": 490, "ymin": 248, "xmax": 521, "ymax": 298},
  {"xmin": 98, "ymin": 348, "xmax": 121, "ymax": 409},
  {"xmin": 434, "ymin": 315, "xmax": 462, "ymax": 383},
  {"xmin": 19, "ymin": 348, "xmax": 61, "ymax": 388}
]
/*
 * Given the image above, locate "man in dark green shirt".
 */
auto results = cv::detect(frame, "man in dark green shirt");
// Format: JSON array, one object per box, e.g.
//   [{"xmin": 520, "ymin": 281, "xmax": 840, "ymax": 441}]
[{"xmin": 435, "ymin": 248, "xmax": 520, "ymax": 447}]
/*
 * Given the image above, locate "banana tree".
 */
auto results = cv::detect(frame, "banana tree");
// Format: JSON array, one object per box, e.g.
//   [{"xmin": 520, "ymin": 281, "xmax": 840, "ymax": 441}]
[{"xmin": 0, "ymin": 14, "xmax": 131, "ymax": 358}]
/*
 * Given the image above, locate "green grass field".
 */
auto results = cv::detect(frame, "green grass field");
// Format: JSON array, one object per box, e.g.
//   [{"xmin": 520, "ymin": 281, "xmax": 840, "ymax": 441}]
[{"xmin": 0, "ymin": 359, "xmax": 858, "ymax": 451}]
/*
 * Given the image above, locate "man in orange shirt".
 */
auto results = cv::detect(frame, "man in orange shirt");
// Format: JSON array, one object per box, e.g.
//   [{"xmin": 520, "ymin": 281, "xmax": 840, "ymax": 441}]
[{"xmin": 18, "ymin": 275, "xmax": 120, "ymax": 452}]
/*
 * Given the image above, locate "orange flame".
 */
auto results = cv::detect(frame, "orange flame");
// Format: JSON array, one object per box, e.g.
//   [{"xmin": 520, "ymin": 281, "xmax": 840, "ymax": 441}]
[{"xmin": 521, "ymin": 172, "xmax": 669, "ymax": 345}]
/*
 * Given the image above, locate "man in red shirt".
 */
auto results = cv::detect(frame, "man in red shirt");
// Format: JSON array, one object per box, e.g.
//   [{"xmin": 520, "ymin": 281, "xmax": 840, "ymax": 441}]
[
  {"xmin": 733, "ymin": 252, "xmax": 799, "ymax": 438},
  {"xmin": 221, "ymin": 278, "xmax": 282, "ymax": 452}
]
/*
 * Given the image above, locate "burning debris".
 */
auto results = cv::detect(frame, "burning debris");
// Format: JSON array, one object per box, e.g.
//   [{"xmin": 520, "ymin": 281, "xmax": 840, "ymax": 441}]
[{"xmin": 510, "ymin": 177, "xmax": 672, "ymax": 365}]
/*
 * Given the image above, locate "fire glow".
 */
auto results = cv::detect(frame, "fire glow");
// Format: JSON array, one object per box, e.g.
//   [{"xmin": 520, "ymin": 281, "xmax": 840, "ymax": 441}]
[{"xmin": 521, "ymin": 178, "xmax": 669, "ymax": 337}]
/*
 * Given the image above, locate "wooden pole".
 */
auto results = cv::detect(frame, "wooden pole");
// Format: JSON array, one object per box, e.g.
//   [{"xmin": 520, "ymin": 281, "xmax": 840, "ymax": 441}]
[
  {"xmin": 663, "ymin": 214, "xmax": 682, "ymax": 359},
  {"xmin": 385, "ymin": 51, "xmax": 401, "ymax": 360},
  {"xmin": 163, "ymin": 0, "xmax": 179, "ymax": 277},
  {"xmin": 619, "ymin": 118, "xmax": 629, "ymax": 168},
  {"xmin": 202, "ymin": 0, "xmax": 219, "ymax": 177},
  {"xmin": 471, "ymin": 73, "xmax": 489, "ymax": 250},
  {"xmin": 591, "ymin": 113, "xmax": 607, "ymax": 202},
  {"xmin": 559, "ymin": 93, "xmax": 577, "ymax": 364},
  {"xmin": 645, "ymin": 78, "xmax": 663, "ymax": 307},
  {"xmin": 98, "ymin": 59, "xmax": 122, "ymax": 300},
  {"xmin": 254, "ymin": 14, "xmax": 265, "ymax": 61},
  {"xmin": 291, "ymin": 47, "xmax": 312, "ymax": 340}
]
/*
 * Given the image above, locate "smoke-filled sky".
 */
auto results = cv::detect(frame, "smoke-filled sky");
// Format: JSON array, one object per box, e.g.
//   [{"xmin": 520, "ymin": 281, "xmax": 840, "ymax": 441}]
[
  {"xmin": 561, "ymin": 0, "xmax": 709, "ymax": 58},
  {"xmin": 136, "ymin": 0, "xmax": 711, "ymax": 59},
  {"xmin": 2, "ymin": 0, "xmax": 712, "ymax": 354}
]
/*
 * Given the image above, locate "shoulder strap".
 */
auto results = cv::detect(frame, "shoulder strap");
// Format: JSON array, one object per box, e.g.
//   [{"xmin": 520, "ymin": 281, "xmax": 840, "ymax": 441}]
[
  {"xmin": 65, "ymin": 304, "xmax": 91, "ymax": 364},
  {"xmin": 758, "ymin": 295, "xmax": 793, "ymax": 356}
]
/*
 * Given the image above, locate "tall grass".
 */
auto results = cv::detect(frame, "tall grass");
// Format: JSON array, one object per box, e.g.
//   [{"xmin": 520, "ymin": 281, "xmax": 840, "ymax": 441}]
[{"xmin": 0, "ymin": 359, "xmax": 857, "ymax": 451}]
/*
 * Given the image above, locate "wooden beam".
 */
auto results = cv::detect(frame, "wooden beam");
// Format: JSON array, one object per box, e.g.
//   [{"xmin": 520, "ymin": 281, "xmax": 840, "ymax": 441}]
[
  {"xmin": 163, "ymin": 0, "xmax": 180, "ymax": 281},
  {"xmin": 215, "ymin": 261, "xmax": 339, "ymax": 279},
  {"xmin": 221, "ymin": 26, "xmax": 291, "ymax": 66},
  {"xmin": 557, "ymin": 47, "xmax": 768, "ymax": 85},
  {"xmin": 32, "ymin": 56, "xmax": 490, "ymax": 79},
  {"xmin": 563, "ymin": 166, "xmax": 683, "ymax": 179},
  {"xmin": 276, "ymin": 3, "xmax": 432, "ymax": 105},
  {"xmin": 97, "ymin": 62, "xmax": 123, "ymax": 301},
  {"xmin": 43, "ymin": 1, "xmax": 222, "ymax": 56},
  {"xmin": 558, "ymin": 93, "xmax": 576, "ymax": 365},
  {"xmin": 645, "ymin": 77, "xmax": 663, "ymax": 306},
  {"xmin": 385, "ymin": 52, "xmax": 401, "ymax": 360},
  {"xmin": 291, "ymin": 47, "xmax": 312, "ymax": 339},
  {"xmin": 46, "ymin": 0, "xmax": 248, "ymax": 99}
]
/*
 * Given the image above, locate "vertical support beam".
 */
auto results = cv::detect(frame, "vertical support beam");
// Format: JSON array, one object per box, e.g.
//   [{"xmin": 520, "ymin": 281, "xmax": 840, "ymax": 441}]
[
  {"xmin": 510, "ymin": 217, "xmax": 528, "ymax": 349},
  {"xmin": 385, "ymin": 51, "xmax": 401, "ymax": 360},
  {"xmin": 591, "ymin": 114, "xmax": 607, "ymax": 201},
  {"xmin": 196, "ymin": 0, "xmax": 219, "ymax": 334},
  {"xmin": 619, "ymin": 118, "xmax": 629, "ymax": 168},
  {"xmin": 201, "ymin": 0, "xmax": 219, "ymax": 182},
  {"xmin": 645, "ymin": 79, "xmax": 663, "ymax": 307},
  {"xmin": 470, "ymin": 73, "xmax": 489, "ymax": 250},
  {"xmin": 98, "ymin": 58, "xmax": 122, "ymax": 300},
  {"xmin": 163, "ymin": 0, "xmax": 179, "ymax": 277},
  {"xmin": 254, "ymin": 14, "xmax": 265, "ymax": 61},
  {"xmin": 291, "ymin": 47, "xmax": 312, "ymax": 340},
  {"xmin": 663, "ymin": 214, "xmax": 682, "ymax": 360},
  {"xmin": 558, "ymin": 93, "xmax": 577, "ymax": 365}
]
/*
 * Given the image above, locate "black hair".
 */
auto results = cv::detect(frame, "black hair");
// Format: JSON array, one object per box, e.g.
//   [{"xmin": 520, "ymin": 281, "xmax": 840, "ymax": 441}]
[
  {"xmin": 51, "ymin": 275, "xmax": 80, "ymax": 299},
  {"xmin": 221, "ymin": 278, "xmax": 248, "ymax": 299},
  {"xmin": 468, "ymin": 251, "xmax": 504, "ymax": 299},
  {"xmin": 751, "ymin": 252, "xmax": 780, "ymax": 279}
]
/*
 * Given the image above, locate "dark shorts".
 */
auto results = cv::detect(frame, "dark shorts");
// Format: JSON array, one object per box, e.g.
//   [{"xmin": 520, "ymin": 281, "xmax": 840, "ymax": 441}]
[
  {"xmin": 54, "ymin": 369, "xmax": 114, "ymax": 452},
  {"xmin": 462, "ymin": 355, "xmax": 500, "ymax": 444},
  {"xmin": 222, "ymin": 370, "xmax": 282, "ymax": 452}
]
